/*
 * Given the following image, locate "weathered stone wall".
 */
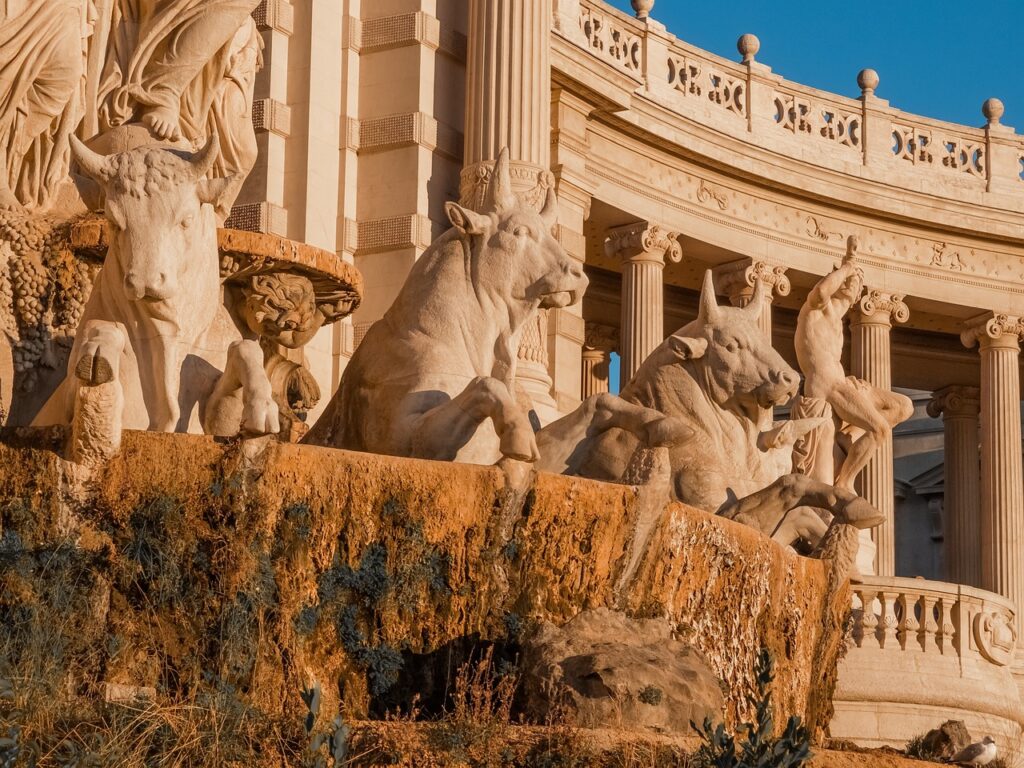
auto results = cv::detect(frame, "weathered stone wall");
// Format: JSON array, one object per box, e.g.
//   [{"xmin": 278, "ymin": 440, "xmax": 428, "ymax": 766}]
[{"xmin": 0, "ymin": 430, "xmax": 846, "ymax": 734}]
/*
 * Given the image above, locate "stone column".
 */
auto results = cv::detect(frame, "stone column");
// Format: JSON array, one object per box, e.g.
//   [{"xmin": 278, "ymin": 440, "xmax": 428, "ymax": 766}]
[
  {"xmin": 927, "ymin": 386, "xmax": 981, "ymax": 587},
  {"xmin": 962, "ymin": 314, "xmax": 1024, "ymax": 631},
  {"xmin": 605, "ymin": 223, "xmax": 681, "ymax": 384},
  {"xmin": 849, "ymin": 290, "xmax": 909, "ymax": 577},
  {"xmin": 582, "ymin": 323, "xmax": 619, "ymax": 398},
  {"xmin": 462, "ymin": 0, "xmax": 558, "ymax": 420},
  {"xmin": 712, "ymin": 259, "xmax": 791, "ymax": 342}
]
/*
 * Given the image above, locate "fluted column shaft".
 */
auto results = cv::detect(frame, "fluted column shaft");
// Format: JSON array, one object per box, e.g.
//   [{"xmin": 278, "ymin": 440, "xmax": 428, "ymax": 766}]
[
  {"xmin": 463, "ymin": 0, "xmax": 557, "ymax": 418},
  {"xmin": 928, "ymin": 387, "xmax": 981, "ymax": 586},
  {"xmin": 963, "ymin": 314, "xmax": 1024, "ymax": 631},
  {"xmin": 850, "ymin": 292, "xmax": 908, "ymax": 577},
  {"xmin": 606, "ymin": 223, "xmax": 681, "ymax": 384}
]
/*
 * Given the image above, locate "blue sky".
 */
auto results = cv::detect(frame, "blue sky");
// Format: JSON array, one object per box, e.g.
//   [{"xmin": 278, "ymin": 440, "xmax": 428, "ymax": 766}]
[{"xmin": 606, "ymin": 1, "xmax": 1023, "ymax": 129}]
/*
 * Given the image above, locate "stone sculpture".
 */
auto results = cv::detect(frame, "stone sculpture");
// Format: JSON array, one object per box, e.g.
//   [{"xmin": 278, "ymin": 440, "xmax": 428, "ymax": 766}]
[
  {"xmin": 557, "ymin": 270, "xmax": 883, "ymax": 549},
  {"xmin": 33, "ymin": 134, "xmax": 279, "ymax": 449},
  {"xmin": 0, "ymin": 0, "xmax": 85, "ymax": 211},
  {"xmin": 94, "ymin": 0, "xmax": 262, "ymax": 218},
  {"xmin": 795, "ymin": 236, "xmax": 914, "ymax": 490},
  {"xmin": 305, "ymin": 149, "xmax": 589, "ymax": 464}
]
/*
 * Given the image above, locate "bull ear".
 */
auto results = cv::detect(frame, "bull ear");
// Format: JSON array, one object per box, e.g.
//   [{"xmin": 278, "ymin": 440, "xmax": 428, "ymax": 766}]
[
  {"xmin": 186, "ymin": 132, "xmax": 220, "ymax": 180},
  {"xmin": 70, "ymin": 135, "xmax": 110, "ymax": 182},
  {"xmin": 666, "ymin": 335, "xmax": 708, "ymax": 361},
  {"xmin": 485, "ymin": 148, "xmax": 518, "ymax": 214},
  {"xmin": 445, "ymin": 202, "xmax": 490, "ymax": 236},
  {"xmin": 697, "ymin": 270, "xmax": 721, "ymax": 324},
  {"xmin": 197, "ymin": 175, "xmax": 236, "ymax": 209},
  {"xmin": 540, "ymin": 186, "xmax": 558, "ymax": 231}
]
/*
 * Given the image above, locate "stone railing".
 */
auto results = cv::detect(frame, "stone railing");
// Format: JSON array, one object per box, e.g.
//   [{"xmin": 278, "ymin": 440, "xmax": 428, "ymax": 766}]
[
  {"xmin": 832, "ymin": 575, "xmax": 1022, "ymax": 749},
  {"xmin": 559, "ymin": 0, "xmax": 1024, "ymax": 199}
]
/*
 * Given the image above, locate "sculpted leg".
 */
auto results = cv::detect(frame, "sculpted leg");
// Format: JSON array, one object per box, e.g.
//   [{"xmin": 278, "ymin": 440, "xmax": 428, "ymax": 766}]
[
  {"xmin": 721, "ymin": 473, "xmax": 884, "ymax": 547},
  {"xmin": 69, "ymin": 322, "xmax": 127, "ymax": 464},
  {"xmin": 535, "ymin": 393, "xmax": 691, "ymax": 476},
  {"xmin": 829, "ymin": 379, "xmax": 896, "ymax": 491},
  {"xmin": 411, "ymin": 377, "xmax": 539, "ymax": 463},
  {"xmin": 204, "ymin": 339, "xmax": 280, "ymax": 437}
]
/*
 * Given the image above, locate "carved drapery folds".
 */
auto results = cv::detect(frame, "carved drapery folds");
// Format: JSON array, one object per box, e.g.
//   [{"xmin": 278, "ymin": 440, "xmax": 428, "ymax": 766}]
[{"xmin": 605, "ymin": 222, "xmax": 681, "ymax": 383}]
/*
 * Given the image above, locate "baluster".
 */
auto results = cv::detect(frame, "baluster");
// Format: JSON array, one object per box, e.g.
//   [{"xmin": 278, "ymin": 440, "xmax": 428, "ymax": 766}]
[
  {"xmin": 857, "ymin": 589, "xmax": 879, "ymax": 648},
  {"xmin": 919, "ymin": 594, "xmax": 938, "ymax": 653},
  {"xmin": 878, "ymin": 590, "xmax": 899, "ymax": 649}
]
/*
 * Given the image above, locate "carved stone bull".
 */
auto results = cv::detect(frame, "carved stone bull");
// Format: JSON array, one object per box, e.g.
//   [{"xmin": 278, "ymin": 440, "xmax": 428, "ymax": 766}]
[
  {"xmin": 559, "ymin": 271, "xmax": 882, "ymax": 547},
  {"xmin": 306, "ymin": 149, "xmax": 589, "ymax": 463},
  {"xmin": 34, "ymin": 133, "xmax": 279, "ymax": 458}
]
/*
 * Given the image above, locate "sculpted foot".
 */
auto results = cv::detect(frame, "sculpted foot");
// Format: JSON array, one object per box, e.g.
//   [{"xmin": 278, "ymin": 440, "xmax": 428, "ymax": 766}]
[
  {"xmin": 0, "ymin": 184, "xmax": 22, "ymax": 212},
  {"xmin": 500, "ymin": 421, "xmax": 540, "ymax": 463},
  {"xmin": 141, "ymin": 106, "xmax": 183, "ymax": 142},
  {"xmin": 241, "ymin": 392, "xmax": 281, "ymax": 436}
]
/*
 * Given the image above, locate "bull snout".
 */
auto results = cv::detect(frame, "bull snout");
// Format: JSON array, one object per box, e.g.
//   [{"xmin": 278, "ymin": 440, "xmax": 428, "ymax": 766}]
[
  {"xmin": 766, "ymin": 368, "xmax": 801, "ymax": 403},
  {"xmin": 124, "ymin": 271, "xmax": 172, "ymax": 301}
]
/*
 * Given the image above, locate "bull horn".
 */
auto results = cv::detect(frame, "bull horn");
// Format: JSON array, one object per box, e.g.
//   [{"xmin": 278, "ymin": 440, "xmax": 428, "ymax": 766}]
[
  {"xmin": 540, "ymin": 186, "xmax": 558, "ymax": 229},
  {"xmin": 70, "ymin": 135, "xmax": 110, "ymax": 182},
  {"xmin": 746, "ymin": 279, "xmax": 766, "ymax": 316},
  {"xmin": 186, "ymin": 132, "xmax": 220, "ymax": 180},
  {"xmin": 697, "ymin": 270, "xmax": 721, "ymax": 324},
  {"xmin": 486, "ymin": 147, "xmax": 518, "ymax": 213}
]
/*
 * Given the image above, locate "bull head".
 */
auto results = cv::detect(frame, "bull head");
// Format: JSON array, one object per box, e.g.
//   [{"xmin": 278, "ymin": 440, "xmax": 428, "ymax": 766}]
[
  {"xmin": 443, "ymin": 148, "xmax": 587, "ymax": 311},
  {"xmin": 70, "ymin": 134, "xmax": 233, "ymax": 304},
  {"xmin": 673, "ymin": 270, "xmax": 799, "ymax": 417}
]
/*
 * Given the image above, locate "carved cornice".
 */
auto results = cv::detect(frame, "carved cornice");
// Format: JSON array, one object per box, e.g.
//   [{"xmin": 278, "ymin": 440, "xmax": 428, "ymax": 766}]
[
  {"xmin": 713, "ymin": 259, "xmax": 791, "ymax": 306},
  {"xmin": 961, "ymin": 313, "xmax": 1024, "ymax": 349},
  {"xmin": 853, "ymin": 290, "xmax": 910, "ymax": 326},
  {"xmin": 604, "ymin": 222, "xmax": 682, "ymax": 265},
  {"xmin": 927, "ymin": 385, "xmax": 981, "ymax": 419},
  {"xmin": 584, "ymin": 321, "xmax": 619, "ymax": 352}
]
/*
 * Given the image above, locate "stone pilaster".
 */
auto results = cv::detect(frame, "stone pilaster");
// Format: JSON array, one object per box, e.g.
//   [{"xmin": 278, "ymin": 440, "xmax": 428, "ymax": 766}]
[
  {"xmin": 962, "ymin": 313, "xmax": 1024, "ymax": 631},
  {"xmin": 605, "ymin": 223, "xmax": 682, "ymax": 384},
  {"xmin": 850, "ymin": 290, "xmax": 909, "ymax": 577},
  {"xmin": 712, "ymin": 259, "xmax": 791, "ymax": 342},
  {"xmin": 462, "ymin": 0, "xmax": 558, "ymax": 420},
  {"xmin": 927, "ymin": 386, "xmax": 981, "ymax": 587},
  {"xmin": 582, "ymin": 323, "xmax": 619, "ymax": 398}
]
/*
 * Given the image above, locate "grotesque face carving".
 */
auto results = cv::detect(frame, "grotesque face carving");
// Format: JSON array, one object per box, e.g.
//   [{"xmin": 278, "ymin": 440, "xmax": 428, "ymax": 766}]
[
  {"xmin": 240, "ymin": 273, "xmax": 323, "ymax": 349},
  {"xmin": 443, "ymin": 149, "xmax": 588, "ymax": 313}
]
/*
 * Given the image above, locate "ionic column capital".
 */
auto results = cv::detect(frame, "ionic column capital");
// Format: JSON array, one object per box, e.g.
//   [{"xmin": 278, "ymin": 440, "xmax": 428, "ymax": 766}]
[
  {"xmin": 584, "ymin": 321, "xmax": 619, "ymax": 353},
  {"xmin": 712, "ymin": 258, "xmax": 791, "ymax": 307},
  {"xmin": 961, "ymin": 312, "xmax": 1024, "ymax": 350},
  {"xmin": 927, "ymin": 385, "xmax": 981, "ymax": 419},
  {"xmin": 604, "ymin": 222, "xmax": 682, "ymax": 267},
  {"xmin": 851, "ymin": 289, "xmax": 910, "ymax": 328}
]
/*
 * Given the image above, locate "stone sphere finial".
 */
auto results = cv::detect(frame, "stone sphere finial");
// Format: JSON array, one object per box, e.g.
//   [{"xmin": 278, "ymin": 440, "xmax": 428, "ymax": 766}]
[
  {"xmin": 631, "ymin": 0, "xmax": 655, "ymax": 19},
  {"xmin": 857, "ymin": 68, "xmax": 879, "ymax": 96},
  {"xmin": 983, "ymin": 97, "xmax": 1005, "ymax": 126},
  {"xmin": 737, "ymin": 34, "xmax": 760, "ymax": 63}
]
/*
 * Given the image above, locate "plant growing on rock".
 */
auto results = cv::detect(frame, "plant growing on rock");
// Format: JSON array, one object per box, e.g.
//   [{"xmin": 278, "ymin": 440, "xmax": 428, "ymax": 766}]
[{"xmin": 691, "ymin": 650, "xmax": 811, "ymax": 768}]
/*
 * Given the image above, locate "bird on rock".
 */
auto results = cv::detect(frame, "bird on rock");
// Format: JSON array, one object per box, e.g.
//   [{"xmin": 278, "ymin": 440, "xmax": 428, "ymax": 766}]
[{"xmin": 949, "ymin": 736, "xmax": 997, "ymax": 766}]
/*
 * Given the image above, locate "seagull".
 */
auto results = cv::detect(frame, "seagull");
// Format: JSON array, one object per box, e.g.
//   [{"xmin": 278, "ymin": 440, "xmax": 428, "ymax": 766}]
[{"xmin": 949, "ymin": 736, "xmax": 997, "ymax": 766}]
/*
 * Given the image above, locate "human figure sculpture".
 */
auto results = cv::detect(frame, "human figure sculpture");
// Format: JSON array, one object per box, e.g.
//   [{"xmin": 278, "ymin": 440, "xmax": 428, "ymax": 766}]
[
  {"xmin": 0, "ymin": 0, "xmax": 85, "ymax": 210},
  {"xmin": 94, "ymin": 0, "xmax": 262, "ymax": 218},
  {"xmin": 34, "ymin": 133, "xmax": 279, "ymax": 448},
  {"xmin": 795, "ymin": 236, "xmax": 914, "ymax": 490}
]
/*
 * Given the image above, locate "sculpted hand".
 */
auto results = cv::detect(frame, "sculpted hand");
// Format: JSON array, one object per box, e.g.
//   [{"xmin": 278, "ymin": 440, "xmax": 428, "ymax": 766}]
[{"xmin": 242, "ymin": 391, "xmax": 281, "ymax": 436}]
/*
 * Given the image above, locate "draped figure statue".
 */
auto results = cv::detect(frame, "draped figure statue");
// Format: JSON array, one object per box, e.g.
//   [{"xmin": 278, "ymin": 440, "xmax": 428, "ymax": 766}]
[{"xmin": 0, "ymin": 0, "xmax": 86, "ymax": 211}]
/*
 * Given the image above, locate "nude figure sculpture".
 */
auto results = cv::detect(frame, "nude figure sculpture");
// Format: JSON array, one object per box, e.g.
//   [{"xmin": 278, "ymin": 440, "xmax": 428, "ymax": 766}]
[{"xmin": 795, "ymin": 236, "xmax": 914, "ymax": 491}]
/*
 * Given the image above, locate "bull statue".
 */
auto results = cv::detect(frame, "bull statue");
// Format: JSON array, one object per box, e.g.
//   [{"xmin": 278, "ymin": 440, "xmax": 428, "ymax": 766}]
[
  {"xmin": 306, "ymin": 149, "xmax": 677, "ymax": 464},
  {"xmin": 541, "ymin": 270, "xmax": 882, "ymax": 549},
  {"xmin": 34, "ymin": 133, "xmax": 279, "ymax": 460}
]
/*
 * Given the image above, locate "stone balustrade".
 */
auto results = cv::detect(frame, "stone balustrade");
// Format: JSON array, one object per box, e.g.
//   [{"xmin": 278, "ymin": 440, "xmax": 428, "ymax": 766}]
[
  {"xmin": 564, "ymin": 0, "xmax": 1024, "ymax": 200},
  {"xmin": 832, "ymin": 575, "xmax": 1022, "ymax": 750}
]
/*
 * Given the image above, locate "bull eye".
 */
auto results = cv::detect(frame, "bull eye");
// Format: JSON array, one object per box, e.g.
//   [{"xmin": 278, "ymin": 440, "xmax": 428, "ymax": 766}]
[
  {"xmin": 180, "ymin": 214, "xmax": 195, "ymax": 230},
  {"xmin": 726, "ymin": 340, "xmax": 739, "ymax": 353},
  {"xmin": 513, "ymin": 225, "xmax": 531, "ymax": 238}
]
